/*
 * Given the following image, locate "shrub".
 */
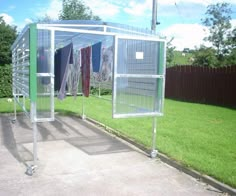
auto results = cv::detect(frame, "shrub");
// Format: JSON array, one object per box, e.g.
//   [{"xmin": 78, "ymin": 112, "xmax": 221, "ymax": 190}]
[{"xmin": 0, "ymin": 64, "xmax": 12, "ymax": 98}]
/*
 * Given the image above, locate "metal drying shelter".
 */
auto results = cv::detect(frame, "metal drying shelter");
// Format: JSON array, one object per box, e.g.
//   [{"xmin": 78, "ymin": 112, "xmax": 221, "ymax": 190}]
[{"xmin": 11, "ymin": 20, "xmax": 166, "ymax": 175}]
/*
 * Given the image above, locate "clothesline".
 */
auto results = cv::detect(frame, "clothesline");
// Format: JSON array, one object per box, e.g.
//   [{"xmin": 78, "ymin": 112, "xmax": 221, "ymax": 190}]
[{"xmin": 53, "ymin": 38, "xmax": 113, "ymax": 100}]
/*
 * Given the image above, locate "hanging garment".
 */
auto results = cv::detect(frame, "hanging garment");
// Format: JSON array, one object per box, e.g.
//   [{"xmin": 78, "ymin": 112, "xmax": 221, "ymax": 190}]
[
  {"xmin": 54, "ymin": 43, "xmax": 73, "ymax": 99},
  {"xmin": 81, "ymin": 46, "xmax": 91, "ymax": 97},
  {"xmin": 67, "ymin": 50, "xmax": 81, "ymax": 97},
  {"xmin": 92, "ymin": 42, "xmax": 102, "ymax": 73},
  {"xmin": 101, "ymin": 46, "xmax": 113, "ymax": 82}
]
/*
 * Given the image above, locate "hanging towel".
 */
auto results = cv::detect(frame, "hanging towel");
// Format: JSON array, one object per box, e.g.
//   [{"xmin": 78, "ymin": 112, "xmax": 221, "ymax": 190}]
[
  {"xmin": 81, "ymin": 46, "xmax": 91, "ymax": 97},
  {"xmin": 54, "ymin": 43, "xmax": 73, "ymax": 99},
  {"xmin": 92, "ymin": 42, "xmax": 102, "ymax": 73}
]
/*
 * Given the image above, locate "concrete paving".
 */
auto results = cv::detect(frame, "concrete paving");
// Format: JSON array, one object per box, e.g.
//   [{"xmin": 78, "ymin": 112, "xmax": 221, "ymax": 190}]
[{"xmin": 0, "ymin": 114, "xmax": 223, "ymax": 196}]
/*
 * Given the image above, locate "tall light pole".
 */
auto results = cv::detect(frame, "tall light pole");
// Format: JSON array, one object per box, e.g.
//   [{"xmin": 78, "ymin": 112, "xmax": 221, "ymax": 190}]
[{"xmin": 151, "ymin": 0, "xmax": 158, "ymax": 32}]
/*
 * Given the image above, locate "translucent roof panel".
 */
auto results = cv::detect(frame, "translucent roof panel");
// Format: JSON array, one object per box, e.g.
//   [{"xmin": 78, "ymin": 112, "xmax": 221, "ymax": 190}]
[
  {"xmin": 37, "ymin": 20, "xmax": 157, "ymax": 36},
  {"xmin": 12, "ymin": 20, "xmax": 161, "ymax": 51}
]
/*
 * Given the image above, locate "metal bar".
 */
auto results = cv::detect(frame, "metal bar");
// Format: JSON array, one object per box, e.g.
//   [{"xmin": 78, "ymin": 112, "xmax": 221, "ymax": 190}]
[
  {"xmin": 13, "ymin": 96, "xmax": 17, "ymax": 120},
  {"xmin": 36, "ymin": 73, "xmax": 54, "ymax": 77},
  {"xmin": 98, "ymin": 82, "xmax": 101, "ymax": 97},
  {"xmin": 105, "ymin": 26, "xmax": 152, "ymax": 37},
  {"xmin": 113, "ymin": 112, "xmax": 163, "ymax": 119},
  {"xmin": 115, "ymin": 74, "xmax": 164, "ymax": 78},
  {"xmin": 32, "ymin": 121, "xmax": 38, "ymax": 166},
  {"xmin": 38, "ymin": 26, "xmax": 116, "ymax": 36},
  {"xmin": 150, "ymin": 117, "xmax": 158, "ymax": 158},
  {"xmin": 112, "ymin": 35, "xmax": 118, "ymax": 117},
  {"xmin": 116, "ymin": 34, "xmax": 165, "ymax": 42},
  {"xmin": 50, "ymin": 29, "xmax": 55, "ymax": 120},
  {"xmin": 82, "ymin": 94, "xmax": 85, "ymax": 119},
  {"xmin": 37, "ymin": 23, "xmax": 154, "ymax": 37},
  {"xmin": 11, "ymin": 25, "xmax": 30, "ymax": 50},
  {"xmin": 36, "ymin": 118, "xmax": 55, "ymax": 123},
  {"xmin": 152, "ymin": 0, "xmax": 158, "ymax": 32},
  {"xmin": 29, "ymin": 23, "xmax": 37, "ymax": 103},
  {"xmin": 37, "ymin": 23, "xmax": 107, "ymax": 28},
  {"xmin": 14, "ymin": 96, "xmax": 30, "ymax": 118}
]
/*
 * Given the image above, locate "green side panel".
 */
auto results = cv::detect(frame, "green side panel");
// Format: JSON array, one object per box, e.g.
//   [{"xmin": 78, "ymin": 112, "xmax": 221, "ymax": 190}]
[{"xmin": 29, "ymin": 24, "xmax": 37, "ymax": 102}]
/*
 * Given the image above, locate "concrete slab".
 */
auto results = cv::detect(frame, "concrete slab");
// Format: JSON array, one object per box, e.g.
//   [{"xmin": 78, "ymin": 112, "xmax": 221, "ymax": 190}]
[{"xmin": 0, "ymin": 114, "xmax": 223, "ymax": 195}]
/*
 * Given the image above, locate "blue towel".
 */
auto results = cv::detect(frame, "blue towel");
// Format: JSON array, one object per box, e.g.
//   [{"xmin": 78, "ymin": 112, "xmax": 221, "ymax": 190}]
[{"xmin": 92, "ymin": 42, "xmax": 102, "ymax": 73}]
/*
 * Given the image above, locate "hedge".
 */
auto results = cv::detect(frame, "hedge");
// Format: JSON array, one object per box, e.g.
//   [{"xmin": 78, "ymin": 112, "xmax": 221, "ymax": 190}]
[{"xmin": 0, "ymin": 65, "xmax": 12, "ymax": 98}]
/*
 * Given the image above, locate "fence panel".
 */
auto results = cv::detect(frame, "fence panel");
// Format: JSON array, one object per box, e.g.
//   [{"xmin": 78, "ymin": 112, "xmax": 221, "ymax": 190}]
[{"xmin": 165, "ymin": 65, "xmax": 236, "ymax": 107}]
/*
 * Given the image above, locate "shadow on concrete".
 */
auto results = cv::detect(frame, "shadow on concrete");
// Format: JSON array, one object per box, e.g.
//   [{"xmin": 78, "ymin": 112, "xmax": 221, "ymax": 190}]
[
  {"xmin": 0, "ymin": 115, "xmax": 31, "ymax": 166},
  {"xmin": 0, "ymin": 114, "xmax": 132, "ymax": 162}
]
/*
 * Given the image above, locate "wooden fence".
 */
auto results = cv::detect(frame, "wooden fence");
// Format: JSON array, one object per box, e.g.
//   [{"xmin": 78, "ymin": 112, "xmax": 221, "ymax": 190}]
[{"xmin": 165, "ymin": 65, "xmax": 236, "ymax": 108}]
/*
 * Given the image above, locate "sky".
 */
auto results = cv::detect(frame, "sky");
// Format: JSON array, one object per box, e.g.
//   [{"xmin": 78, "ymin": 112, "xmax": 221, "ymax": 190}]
[{"xmin": 0, "ymin": 0, "xmax": 236, "ymax": 50}]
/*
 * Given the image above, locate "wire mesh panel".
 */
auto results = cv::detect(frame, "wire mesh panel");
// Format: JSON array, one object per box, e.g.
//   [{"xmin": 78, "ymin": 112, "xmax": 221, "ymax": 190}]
[
  {"xmin": 12, "ymin": 27, "xmax": 30, "ymax": 115},
  {"xmin": 12, "ymin": 28, "xmax": 30, "ymax": 97},
  {"xmin": 113, "ymin": 36, "xmax": 165, "ymax": 118}
]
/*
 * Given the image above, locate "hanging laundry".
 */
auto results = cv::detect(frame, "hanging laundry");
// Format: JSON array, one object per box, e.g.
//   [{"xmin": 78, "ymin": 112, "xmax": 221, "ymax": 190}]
[
  {"xmin": 81, "ymin": 46, "xmax": 91, "ymax": 97},
  {"xmin": 101, "ymin": 46, "xmax": 113, "ymax": 82},
  {"xmin": 92, "ymin": 42, "xmax": 102, "ymax": 73},
  {"xmin": 67, "ymin": 50, "xmax": 81, "ymax": 97},
  {"xmin": 54, "ymin": 43, "xmax": 73, "ymax": 100}
]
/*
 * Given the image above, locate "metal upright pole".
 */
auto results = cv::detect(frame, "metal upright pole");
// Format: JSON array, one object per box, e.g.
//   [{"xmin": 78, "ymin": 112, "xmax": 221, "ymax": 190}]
[
  {"xmin": 25, "ymin": 23, "xmax": 38, "ymax": 176},
  {"xmin": 150, "ymin": 117, "xmax": 158, "ymax": 158},
  {"xmin": 13, "ymin": 96, "xmax": 17, "ymax": 121},
  {"xmin": 33, "ymin": 120, "xmax": 38, "ymax": 165},
  {"xmin": 151, "ymin": 0, "xmax": 158, "ymax": 32},
  {"xmin": 99, "ymin": 82, "xmax": 101, "ymax": 97},
  {"xmin": 82, "ymin": 94, "xmax": 86, "ymax": 120}
]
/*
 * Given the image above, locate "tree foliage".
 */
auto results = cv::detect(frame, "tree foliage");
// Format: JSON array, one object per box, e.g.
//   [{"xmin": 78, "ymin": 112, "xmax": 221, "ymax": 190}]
[
  {"xmin": 35, "ymin": 14, "xmax": 53, "ymax": 23},
  {"xmin": 0, "ymin": 17, "xmax": 17, "ymax": 66},
  {"xmin": 202, "ymin": 3, "xmax": 232, "ymax": 58},
  {"xmin": 0, "ymin": 64, "xmax": 12, "ymax": 97},
  {"xmin": 166, "ymin": 37, "xmax": 176, "ymax": 67},
  {"xmin": 193, "ymin": 46, "xmax": 218, "ymax": 67},
  {"xmin": 59, "ymin": 0, "xmax": 100, "ymax": 20},
  {"xmin": 193, "ymin": 3, "xmax": 236, "ymax": 67}
]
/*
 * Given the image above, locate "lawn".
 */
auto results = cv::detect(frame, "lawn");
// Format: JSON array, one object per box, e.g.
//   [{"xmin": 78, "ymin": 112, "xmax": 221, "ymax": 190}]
[
  {"xmin": 172, "ymin": 50, "xmax": 194, "ymax": 65},
  {"xmin": 0, "ymin": 96, "xmax": 235, "ymax": 188}
]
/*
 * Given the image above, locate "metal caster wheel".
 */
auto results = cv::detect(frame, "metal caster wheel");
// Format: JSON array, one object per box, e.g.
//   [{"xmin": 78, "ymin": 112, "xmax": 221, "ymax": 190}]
[
  {"xmin": 150, "ymin": 150, "xmax": 158, "ymax": 158},
  {"xmin": 11, "ymin": 119, "xmax": 16, "ymax": 124},
  {"xmin": 25, "ymin": 165, "xmax": 37, "ymax": 176}
]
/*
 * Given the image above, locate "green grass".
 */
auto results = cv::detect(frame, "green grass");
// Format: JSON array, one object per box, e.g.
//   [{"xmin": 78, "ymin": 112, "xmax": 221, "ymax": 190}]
[
  {"xmin": 1, "ymin": 96, "xmax": 236, "ymax": 188},
  {"xmin": 172, "ymin": 51, "xmax": 194, "ymax": 65}
]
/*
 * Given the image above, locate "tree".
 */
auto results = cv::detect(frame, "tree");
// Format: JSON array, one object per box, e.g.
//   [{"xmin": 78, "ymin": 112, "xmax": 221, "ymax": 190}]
[
  {"xmin": 166, "ymin": 37, "xmax": 176, "ymax": 67},
  {"xmin": 35, "ymin": 14, "xmax": 53, "ymax": 23},
  {"xmin": 225, "ymin": 27, "xmax": 236, "ymax": 65},
  {"xmin": 0, "ymin": 16, "xmax": 17, "ymax": 66},
  {"xmin": 202, "ymin": 3, "xmax": 232, "ymax": 60},
  {"xmin": 59, "ymin": 0, "xmax": 101, "ymax": 20},
  {"xmin": 193, "ymin": 45, "xmax": 218, "ymax": 67}
]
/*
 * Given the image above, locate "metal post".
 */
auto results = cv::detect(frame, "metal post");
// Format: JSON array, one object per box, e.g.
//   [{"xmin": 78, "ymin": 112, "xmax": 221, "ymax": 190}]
[
  {"xmin": 99, "ymin": 82, "xmax": 101, "ymax": 97},
  {"xmin": 82, "ymin": 94, "xmax": 86, "ymax": 120},
  {"xmin": 50, "ymin": 29, "xmax": 55, "ymax": 120},
  {"xmin": 26, "ymin": 102, "xmax": 38, "ymax": 176},
  {"xmin": 151, "ymin": 0, "xmax": 158, "ymax": 32},
  {"xmin": 150, "ymin": 117, "xmax": 158, "ymax": 158},
  {"xmin": 33, "ymin": 121, "xmax": 38, "ymax": 164},
  {"xmin": 12, "ymin": 96, "xmax": 17, "ymax": 123}
]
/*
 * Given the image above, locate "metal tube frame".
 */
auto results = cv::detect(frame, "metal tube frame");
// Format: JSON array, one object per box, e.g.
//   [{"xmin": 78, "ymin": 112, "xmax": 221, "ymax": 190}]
[{"xmin": 10, "ymin": 22, "xmax": 166, "ymax": 176}]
